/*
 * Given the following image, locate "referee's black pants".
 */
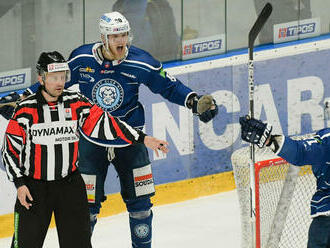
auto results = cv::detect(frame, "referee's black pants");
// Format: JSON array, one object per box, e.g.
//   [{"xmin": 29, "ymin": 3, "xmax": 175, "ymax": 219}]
[{"xmin": 11, "ymin": 171, "xmax": 92, "ymax": 248}]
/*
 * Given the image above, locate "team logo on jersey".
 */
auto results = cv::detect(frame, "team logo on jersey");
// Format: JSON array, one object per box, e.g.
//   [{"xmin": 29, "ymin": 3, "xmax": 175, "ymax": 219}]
[{"xmin": 92, "ymin": 79, "xmax": 124, "ymax": 112}]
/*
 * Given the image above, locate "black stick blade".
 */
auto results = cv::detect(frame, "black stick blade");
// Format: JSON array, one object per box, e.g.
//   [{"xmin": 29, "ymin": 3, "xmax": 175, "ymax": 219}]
[{"xmin": 248, "ymin": 3, "xmax": 273, "ymax": 49}]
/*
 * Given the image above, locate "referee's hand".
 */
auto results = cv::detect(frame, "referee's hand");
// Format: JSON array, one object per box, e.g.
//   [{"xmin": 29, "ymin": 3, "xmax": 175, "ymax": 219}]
[{"xmin": 17, "ymin": 185, "xmax": 33, "ymax": 210}]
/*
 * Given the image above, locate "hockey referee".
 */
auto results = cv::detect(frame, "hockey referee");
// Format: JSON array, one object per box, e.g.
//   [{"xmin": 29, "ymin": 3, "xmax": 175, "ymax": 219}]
[{"xmin": 1, "ymin": 51, "xmax": 168, "ymax": 248}]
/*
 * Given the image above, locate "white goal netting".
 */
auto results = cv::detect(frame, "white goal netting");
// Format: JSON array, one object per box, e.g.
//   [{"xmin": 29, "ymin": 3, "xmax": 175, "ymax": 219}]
[{"xmin": 231, "ymin": 144, "xmax": 316, "ymax": 248}]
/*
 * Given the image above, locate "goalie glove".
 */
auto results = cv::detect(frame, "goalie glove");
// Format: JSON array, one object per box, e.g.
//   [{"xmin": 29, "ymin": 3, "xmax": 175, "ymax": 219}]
[
  {"xmin": 239, "ymin": 115, "xmax": 272, "ymax": 148},
  {"xmin": 0, "ymin": 92, "xmax": 20, "ymax": 120},
  {"xmin": 188, "ymin": 94, "xmax": 218, "ymax": 123}
]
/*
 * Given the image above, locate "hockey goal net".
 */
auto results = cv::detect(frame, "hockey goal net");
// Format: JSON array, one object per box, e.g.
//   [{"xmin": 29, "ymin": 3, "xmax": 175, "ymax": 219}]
[{"xmin": 231, "ymin": 144, "xmax": 316, "ymax": 248}]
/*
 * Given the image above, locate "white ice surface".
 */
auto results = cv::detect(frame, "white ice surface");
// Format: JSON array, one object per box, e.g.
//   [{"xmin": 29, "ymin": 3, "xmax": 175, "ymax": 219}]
[{"xmin": 0, "ymin": 190, "xmax": 241, "ymax": 248}]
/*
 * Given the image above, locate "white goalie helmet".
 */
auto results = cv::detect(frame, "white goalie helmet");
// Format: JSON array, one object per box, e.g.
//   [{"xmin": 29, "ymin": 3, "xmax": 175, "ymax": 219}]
[{"xmin": 99, "ymin": 12, "xmax": 132, "ymax": 51}]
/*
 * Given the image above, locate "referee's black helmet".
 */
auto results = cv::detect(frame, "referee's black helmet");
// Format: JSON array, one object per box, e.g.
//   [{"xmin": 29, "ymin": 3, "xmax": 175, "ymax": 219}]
[
  {"xmin": 36, "ymin": 51, "xmax": 67, "ymax": 74},
  {"xmin": 36, "ymin": 51, "xmax": 70, "ymax": 82}
]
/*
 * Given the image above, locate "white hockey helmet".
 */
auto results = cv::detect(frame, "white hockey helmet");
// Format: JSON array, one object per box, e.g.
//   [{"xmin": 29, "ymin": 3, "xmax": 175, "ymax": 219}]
[
  {"xmin": 99, "ymin": 12, "xmax": 130, "ymax": 35},
  {"xmin": 99, "ymin": 12, "xmax": 132, "ymax": 53}
]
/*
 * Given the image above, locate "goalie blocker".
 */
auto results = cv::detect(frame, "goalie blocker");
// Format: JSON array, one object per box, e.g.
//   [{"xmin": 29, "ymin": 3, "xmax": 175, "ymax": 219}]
[{"xmin": 239, "ymin": 115, "xmax": 330, "ymax": 248}]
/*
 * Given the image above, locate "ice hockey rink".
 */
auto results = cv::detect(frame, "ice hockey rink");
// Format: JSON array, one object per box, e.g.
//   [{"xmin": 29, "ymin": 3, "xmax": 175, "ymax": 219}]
[{"xmin": 0, "ymin": 190, "xmax": 241, "ymax": 247}]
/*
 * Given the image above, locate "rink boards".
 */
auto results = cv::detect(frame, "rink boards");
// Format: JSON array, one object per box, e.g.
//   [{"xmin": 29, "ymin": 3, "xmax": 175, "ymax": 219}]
[{"xmin": 1, "ymin": 35, "xmax": 330, "ymax": 237}]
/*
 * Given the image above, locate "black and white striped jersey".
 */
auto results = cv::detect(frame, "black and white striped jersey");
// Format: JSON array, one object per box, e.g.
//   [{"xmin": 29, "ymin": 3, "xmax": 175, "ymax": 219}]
[{"xmin": 2, "ymin": 87, "xmax": 145, "ymax": 186}]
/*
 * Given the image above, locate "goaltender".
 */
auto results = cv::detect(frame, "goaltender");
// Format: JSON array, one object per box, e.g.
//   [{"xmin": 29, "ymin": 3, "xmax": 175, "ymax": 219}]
[
  {"xmin": 240, "ymin": 115, "xmax": 330, "ymax": 248},
  {"xmin": 1, "ymin": 51, "xmax": 168, "ymax": 248}
]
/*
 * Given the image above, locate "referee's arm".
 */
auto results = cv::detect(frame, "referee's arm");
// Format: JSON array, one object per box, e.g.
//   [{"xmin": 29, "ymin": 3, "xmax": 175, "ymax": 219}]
[
  {"xmin": 80, "ymin": 104, "xmax": 145, "ymax": 145},
  {"xmin": 2, "ymin": 117, "xmax": 26, "ymax": 188}
]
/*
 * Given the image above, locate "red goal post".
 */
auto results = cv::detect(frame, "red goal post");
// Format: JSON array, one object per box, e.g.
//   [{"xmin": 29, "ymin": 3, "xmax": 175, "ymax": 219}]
[{"xmin": 232, "ymin": 146, "xmax": 316, "ymax": 248}]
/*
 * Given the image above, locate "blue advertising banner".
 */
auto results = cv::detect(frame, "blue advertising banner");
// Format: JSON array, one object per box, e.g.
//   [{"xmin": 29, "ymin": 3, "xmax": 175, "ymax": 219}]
[{"xmin": 0, "ymin": 68, "xmax": 31, "ymax": 93}]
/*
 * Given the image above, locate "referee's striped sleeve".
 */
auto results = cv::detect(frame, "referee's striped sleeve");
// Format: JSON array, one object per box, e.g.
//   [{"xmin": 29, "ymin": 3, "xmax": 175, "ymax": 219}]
[
  {"xmin": 80, "ymin": 104, "xmax": 145, "ymax": 144},
  {"xmin": 2, "ymin": 118, "xmax": 25, "ymax": 183}
]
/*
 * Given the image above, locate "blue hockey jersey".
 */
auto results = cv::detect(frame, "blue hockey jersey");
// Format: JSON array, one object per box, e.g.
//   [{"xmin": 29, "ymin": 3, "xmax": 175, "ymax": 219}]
[
  {"xmin": 277, "ymin": 128, "xmax": 330, "ymax": 217},
  {"xmin": 28, "ymin": 43, "xmax": 195, "ymax": 146}
]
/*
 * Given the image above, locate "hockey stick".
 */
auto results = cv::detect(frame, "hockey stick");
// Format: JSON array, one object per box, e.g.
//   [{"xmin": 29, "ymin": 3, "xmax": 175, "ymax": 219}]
[
  {"xmin": 248, "ymin": 3, "xmax": 272, "ymax": 248},
  {"xmin": 248, "ymin": 2, "xmax": 273, "ymax": 119},
  {"xmin": 0, "ymin": 101, "xmax": 17, "ymax": 108}
]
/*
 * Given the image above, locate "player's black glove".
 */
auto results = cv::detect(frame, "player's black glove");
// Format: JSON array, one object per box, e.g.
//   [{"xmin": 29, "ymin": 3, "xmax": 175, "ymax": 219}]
[
  {"xmin": 0, "ymin": 92, "xmax": 20, "ymax": 120},
  {"xmin": 239, "ymin": 115, "xmax": 272, "ymax": 148},
  {"xmin": 0, "ymin": 92, "xmax": 20, "ymax": 103},
  {"xmin": 189, "ymin": 94, "xmax": 218, "ymax": 123},
  {"xmin": 0, "ymin": 105, "xmax": 15, "ymax": 120}
]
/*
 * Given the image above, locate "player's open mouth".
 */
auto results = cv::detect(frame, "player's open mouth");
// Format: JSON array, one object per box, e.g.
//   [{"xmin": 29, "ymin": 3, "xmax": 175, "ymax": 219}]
[{"xmin": 117, "ymin": 46, "xmax": 124, "ymax": 53}]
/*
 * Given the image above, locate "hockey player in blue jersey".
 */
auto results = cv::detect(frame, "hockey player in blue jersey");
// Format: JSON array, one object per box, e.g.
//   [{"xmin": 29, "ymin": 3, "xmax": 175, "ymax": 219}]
[
  {"xmin": 239, "ymin": 115, "xmax": 330, "ymax": 248},
  {"xmin": 11, "ymin": 11, "xmax": 218, "ymax": 247}
]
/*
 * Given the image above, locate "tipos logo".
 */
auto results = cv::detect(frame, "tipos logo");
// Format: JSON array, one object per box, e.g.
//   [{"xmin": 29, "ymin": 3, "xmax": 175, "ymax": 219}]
[{"xmin": 92, "ymin": 79, "xmax": 124, "ymax": 112}]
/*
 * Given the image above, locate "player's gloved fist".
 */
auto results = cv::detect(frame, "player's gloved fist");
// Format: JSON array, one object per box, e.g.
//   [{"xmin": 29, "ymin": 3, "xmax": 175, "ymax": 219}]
[
  {"xmin": 0, "ymin": 92, "xmax": 19, "ymax": 120},
  {"xmin": 190, "ymin": 95, "xmax": 218, "ymax": 123},
  {"xmin": 239, "ymin": 115, "xmax": 272, "ymax": 148},
  {"xmin": 0, "ymin": 92, "xmax": 20, "ymax": 104}
]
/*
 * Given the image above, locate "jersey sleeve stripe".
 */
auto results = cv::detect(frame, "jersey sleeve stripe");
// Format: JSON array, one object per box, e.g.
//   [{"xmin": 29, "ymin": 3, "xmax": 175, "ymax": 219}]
[
  {"xmin": 6, "ymin": 119, "xmax": 24, "ymax": 136},
  {"xmin": 109, "ymin": 116, "xmax": 133, "ymax": 144},
  {"xmin": 72, "ymin": 141, "xmax": 78, "ymax": 171},
  {"xmin": 2, "ymin": 139, "xmax": 22, "ymax": 181},
  {"xmin": 103, "ymin": 115, "xmax": 116, "ymax": 140},
  {"xmin": 68, "ymin": 54, "xmax": 95, "ymax": 65},
  {"xmin": 33, "ymin": 144, "xmax": 42, "ymax": 179},
  {"xmin": 125, "ymin": 59, "xmax": 162, "ymax": 71},
  {"xmin": 6, "ymin": 135, "xmax": 21, "ymax": 160},
  {"xmin": 81, "ymin": 105, "xmax": 104, "ymax": 136},
  {"xmin": 4, "ymin": 136, "xmax": 20, "ymax": 164},
  {"xmin": 3, "ymin": 154, "xmax": 19, "ymax": 181}
]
